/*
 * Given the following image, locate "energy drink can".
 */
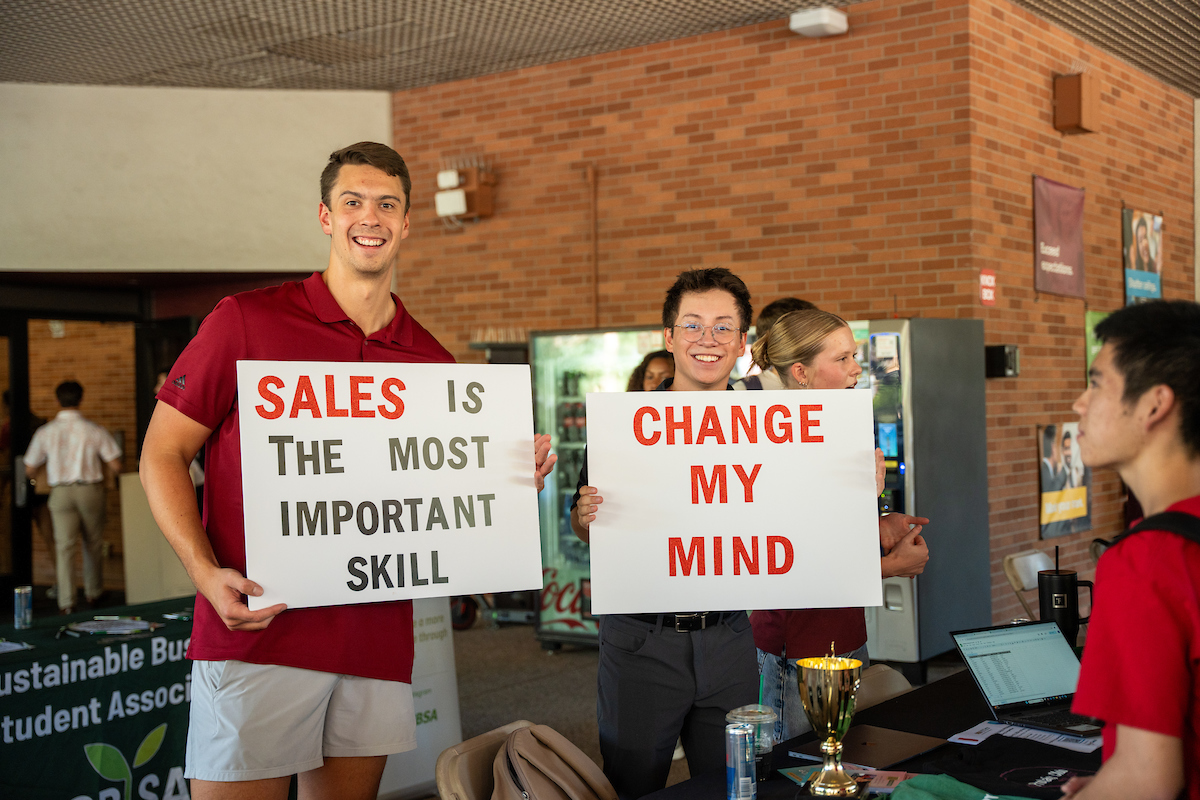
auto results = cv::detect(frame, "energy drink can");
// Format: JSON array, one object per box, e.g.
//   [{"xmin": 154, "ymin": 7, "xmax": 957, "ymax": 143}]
[
  {"xmin": 725, "ymin": 722, "xmax": 756, "ymax": 800},
  {"xmin": 13, "ymin": 586, "xmax": 33, "ymax": 629}
]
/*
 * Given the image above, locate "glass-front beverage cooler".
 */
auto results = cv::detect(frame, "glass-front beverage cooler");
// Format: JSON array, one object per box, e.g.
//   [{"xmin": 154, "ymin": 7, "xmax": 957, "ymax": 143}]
[
  {"xmin": 848, "ymin": 319, "xmax": 990, "ymax": 681},
  {"xmin": 530, "ymin": 327, "xmax": 666, "ymax": 647}
]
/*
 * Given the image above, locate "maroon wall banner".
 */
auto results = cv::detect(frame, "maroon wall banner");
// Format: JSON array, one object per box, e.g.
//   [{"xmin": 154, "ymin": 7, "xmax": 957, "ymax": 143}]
[{"xmin": 1033, "ymin": 175, "xmax": 1086, "ymax": 297}]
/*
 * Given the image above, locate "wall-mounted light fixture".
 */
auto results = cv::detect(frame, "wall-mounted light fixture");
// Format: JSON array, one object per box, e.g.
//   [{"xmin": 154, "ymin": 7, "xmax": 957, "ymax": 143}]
[
  {"xmin": 435, "ymin": 165, "xmax": 497, "ymax": 228},
  {"xmin": 789, "ymin": 7, "xmax": 848, "ymax": 37}
]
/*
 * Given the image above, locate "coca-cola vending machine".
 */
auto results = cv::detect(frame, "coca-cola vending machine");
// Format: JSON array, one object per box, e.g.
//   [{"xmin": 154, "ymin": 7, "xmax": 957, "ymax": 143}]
[{"xmin": 530, "ymin": 327, "xmax": 666, "ymax": 647}]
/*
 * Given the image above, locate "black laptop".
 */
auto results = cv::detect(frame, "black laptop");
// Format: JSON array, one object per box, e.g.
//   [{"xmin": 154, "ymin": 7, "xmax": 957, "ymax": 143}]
[{"xmin": 951, "ymin": 621, "xmax": 1102, "ymax": 737}]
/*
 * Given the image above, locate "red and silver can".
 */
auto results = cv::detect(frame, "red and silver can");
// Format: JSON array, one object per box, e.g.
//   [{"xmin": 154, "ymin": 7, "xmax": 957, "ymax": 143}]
[
  {"xmin": 13, "ymin": 586, "xmax": 33, "ymax": 629},
  {"xmin": 725, "ymin": 722, "xmax": 756, "ymax": 800}
]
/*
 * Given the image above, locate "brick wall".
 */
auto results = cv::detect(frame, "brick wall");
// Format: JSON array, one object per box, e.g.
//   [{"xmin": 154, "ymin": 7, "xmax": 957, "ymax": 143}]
[
  {"xmin": 27, "ymin": 319, "xmax": 137, "ymax": 592},
  {"xmin": 967, "ymin": 0, "xmax": 1195, "ymax": 620},
  {"xmin": 389, "ymin": 0, "xmax": 1194, "ymax": 628}
]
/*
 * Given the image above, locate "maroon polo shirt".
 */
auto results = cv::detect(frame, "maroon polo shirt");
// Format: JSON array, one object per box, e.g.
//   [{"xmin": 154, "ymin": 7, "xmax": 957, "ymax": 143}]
[{"xmin": 157, "ymin": 272, "xmax": 454, "ymax": 682}]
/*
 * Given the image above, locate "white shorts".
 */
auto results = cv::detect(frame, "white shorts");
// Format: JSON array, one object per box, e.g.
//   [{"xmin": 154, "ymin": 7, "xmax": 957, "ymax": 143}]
[{"xmin": 185, "ymin": 660, "xmax": 417, "ymax": 782}]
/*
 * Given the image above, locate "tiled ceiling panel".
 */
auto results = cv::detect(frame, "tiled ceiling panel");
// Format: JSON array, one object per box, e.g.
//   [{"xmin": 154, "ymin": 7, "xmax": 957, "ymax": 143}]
[
  {"xmin": 0, "ymin": 0, "xmax": 1196, "ymax": 95},
  {"xmin": 1010, "ymin": 0, "xmax": 1200, "ymax": 97}
]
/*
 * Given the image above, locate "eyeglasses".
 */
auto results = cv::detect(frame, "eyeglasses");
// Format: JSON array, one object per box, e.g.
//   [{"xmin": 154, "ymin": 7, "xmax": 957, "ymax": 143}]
[{"xmin": 673, "ymin": 322, "xmax": 743, "ymax": 344}]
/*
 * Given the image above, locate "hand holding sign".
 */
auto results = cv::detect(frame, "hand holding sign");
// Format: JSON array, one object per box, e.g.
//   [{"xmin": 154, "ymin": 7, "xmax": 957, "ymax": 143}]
[{"xmin": 201, "ymin": 566, "xmax": 287, "ymax": 631}]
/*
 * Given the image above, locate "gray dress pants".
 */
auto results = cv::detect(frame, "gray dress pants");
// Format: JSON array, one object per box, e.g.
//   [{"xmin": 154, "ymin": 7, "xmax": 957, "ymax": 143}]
[{"xmin": 597, "ymin": 612, "xmax": 759, "ymax": 800}]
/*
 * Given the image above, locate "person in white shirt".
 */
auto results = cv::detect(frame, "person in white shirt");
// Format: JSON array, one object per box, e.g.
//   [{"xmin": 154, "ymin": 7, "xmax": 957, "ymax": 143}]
[{"xmin": 23, "ymin": 381, "xmax": 122, "ymax": 613}]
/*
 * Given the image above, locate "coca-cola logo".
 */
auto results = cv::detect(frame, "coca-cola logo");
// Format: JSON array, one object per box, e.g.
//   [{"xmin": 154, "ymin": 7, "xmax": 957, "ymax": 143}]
[{"xmin": 541, "ymin": 568, "xmax": 597, "ymax": 629}]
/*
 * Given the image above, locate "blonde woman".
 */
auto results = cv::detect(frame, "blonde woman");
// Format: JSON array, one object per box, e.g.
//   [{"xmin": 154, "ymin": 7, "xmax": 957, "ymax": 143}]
[{"xmin": 750, "ymin": 308, "xmax": 930, "ymax": 742}]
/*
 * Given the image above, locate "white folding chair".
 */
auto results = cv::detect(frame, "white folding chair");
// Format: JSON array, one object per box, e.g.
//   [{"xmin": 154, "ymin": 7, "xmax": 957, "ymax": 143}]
[{"xmin": 1002, "ymin": 549, "xmax": 1054, "ymax": 620}]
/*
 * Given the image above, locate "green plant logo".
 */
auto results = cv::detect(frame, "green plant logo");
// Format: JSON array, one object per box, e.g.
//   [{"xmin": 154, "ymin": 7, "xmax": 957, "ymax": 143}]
[{"xmin": 84, "ymin": 723, "xmax": 167, "ymax": 800}]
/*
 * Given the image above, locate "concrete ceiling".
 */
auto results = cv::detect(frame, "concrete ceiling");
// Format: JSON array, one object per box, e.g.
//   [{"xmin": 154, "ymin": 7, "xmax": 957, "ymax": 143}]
[{"xmin": 1, "ymin": 0, "xmax": 1197, "ymax": 96}]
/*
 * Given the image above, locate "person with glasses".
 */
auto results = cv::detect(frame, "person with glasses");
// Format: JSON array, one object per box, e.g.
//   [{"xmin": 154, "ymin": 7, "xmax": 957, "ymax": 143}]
[
  {"xmin": 746, "ymin": 308, "xmax": 930, "ymax": 742},
  {"xmin": 570, "ymin": 267, "xmax": 759, "ymax": 800}
]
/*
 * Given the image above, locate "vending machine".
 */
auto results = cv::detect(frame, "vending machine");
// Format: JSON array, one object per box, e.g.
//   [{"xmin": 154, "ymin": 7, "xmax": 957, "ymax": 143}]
[
  {"xmin": 530, "ymin": 327, "xmax": 668, "ymax": 647},
  {"xmin": 849, "ymin": 318, "xmax": 991, "ymax": 678}
]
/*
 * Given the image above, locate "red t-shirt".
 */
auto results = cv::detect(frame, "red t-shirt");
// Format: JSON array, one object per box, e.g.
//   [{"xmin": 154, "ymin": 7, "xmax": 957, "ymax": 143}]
[
  {"xmin": 156, "ymin": 273, "xmax": 454, "ymax": 682},
  {"xmin": 1072, "ymin": 495, "xmax": 1200, "ymax": 797},
  {"xmin": 751, "ymin": 608, "xmax": 867, "ymax": 659}
]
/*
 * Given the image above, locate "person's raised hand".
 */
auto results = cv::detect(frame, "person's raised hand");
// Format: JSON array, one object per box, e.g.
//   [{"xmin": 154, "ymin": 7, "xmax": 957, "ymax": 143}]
[
  {"xmin": 534, "ymin": 433, "xmax": 557, "ymax": 492},
  {"xmin": 571, "ymin": 486, "xmax": 603, "ymax": 543}
]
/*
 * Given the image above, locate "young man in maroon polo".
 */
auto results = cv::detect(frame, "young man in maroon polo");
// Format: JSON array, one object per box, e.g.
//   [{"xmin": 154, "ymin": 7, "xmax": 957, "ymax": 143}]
[
  {"xmin": 1060, "ymin": 300, "xmax": 1200, "ymax": 800},
  {"xmin": 141, "ymin": 142, "xmax": 555, "ymax": 800}
]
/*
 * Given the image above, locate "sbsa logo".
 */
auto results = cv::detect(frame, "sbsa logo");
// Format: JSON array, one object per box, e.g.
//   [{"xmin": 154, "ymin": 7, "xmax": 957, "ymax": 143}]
[
  {"xmin": 416, "ymin": 709, "xmax": 439, "ymax": 725},
  {"xmin": 80, "ymin": 722, "xmax": 190, "ymax": 799}
]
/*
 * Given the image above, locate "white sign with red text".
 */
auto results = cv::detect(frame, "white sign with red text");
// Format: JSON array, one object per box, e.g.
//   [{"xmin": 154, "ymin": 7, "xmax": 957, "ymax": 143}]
[
  {"xmin": 586, "ymin": 390, "xmax": 883, "ymax": 615},
  {"xmin": 236, "ymin": 361, "xmax": 542, "ymax": 610}
]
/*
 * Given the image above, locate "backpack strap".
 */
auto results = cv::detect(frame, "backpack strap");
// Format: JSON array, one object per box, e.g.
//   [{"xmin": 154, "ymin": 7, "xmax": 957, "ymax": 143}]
[
  {"xmin": 1111, "ymin": 511, "xmax": 1200, "ymax": 547},
  {"xmin": 742, "ymin": 375, "xmax": 763, "ymax": 391}
]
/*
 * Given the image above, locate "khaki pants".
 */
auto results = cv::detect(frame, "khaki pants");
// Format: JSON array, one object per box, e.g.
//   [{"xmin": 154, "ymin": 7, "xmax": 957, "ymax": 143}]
[{"xmin": 48, "ymin": 483, "xmax": 106, "ymax": 609}]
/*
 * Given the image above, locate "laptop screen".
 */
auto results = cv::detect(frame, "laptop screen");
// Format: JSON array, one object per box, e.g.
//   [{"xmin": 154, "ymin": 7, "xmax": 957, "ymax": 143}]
[{"xmin": 952, "ymin": 622, "xmax": 1081, "ymax": 708}]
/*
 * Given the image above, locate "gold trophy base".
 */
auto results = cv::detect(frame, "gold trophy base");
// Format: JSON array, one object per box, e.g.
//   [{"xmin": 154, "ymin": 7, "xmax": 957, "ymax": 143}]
[{"xmin": 805, "ymin": 741, "xmax": 866, "ymax": 797}]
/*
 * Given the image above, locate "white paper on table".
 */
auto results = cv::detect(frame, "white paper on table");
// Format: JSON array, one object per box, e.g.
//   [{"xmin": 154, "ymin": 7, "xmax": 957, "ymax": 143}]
[
  {"xmin": 997, "ymin": 722, "xmax": 1102, "ymax": 753},
  {"xmin": 950, "ymin": 720, "xmax": 1101, "ymax": 753},
  {"xmin": 948, "ymin": 720, "xmax": 1004, "ymax": 745}
]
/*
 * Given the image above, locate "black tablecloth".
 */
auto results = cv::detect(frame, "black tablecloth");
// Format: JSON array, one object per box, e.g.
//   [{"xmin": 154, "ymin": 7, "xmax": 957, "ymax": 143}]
[
  {"xmin": 645, "ymin": 670, "xmax": 1101, "ymax": 800},
  {"xmin": 0, "ymin": 597, "xmax": 196, "ymax": 799}
]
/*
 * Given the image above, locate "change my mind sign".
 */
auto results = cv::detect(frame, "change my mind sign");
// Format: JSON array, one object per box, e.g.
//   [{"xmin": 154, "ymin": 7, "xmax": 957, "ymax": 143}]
[
  {"xmin": 586, "ymin": 390, "xmax": 883, "ymax": 615},
  {"xmin": 236, "ymin": 361, "xmax": 543, "ymax": 610}
]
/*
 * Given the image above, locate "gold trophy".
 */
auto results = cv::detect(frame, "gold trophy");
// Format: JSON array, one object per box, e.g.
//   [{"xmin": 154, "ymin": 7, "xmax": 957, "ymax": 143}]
[{"xmin": 797, "ymin": 644, "xmax": 863, "ymax": 797}]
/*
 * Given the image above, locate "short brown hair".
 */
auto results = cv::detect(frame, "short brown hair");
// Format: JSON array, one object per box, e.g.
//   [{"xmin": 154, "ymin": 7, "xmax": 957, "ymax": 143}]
[
  {"xmin": 755, "ymin": 297, "xmax": 817, "ymax": 337},
  {"xmin": 320, "ymin": 142, "xmax": 412, "ymax": 212},
  {"xmin": 661, "ymin": 268, "xmax": 753, "ymax": 331}
]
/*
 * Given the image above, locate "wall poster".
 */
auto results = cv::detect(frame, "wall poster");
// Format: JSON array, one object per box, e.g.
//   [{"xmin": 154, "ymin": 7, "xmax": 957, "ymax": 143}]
[
  {"xmin": 1122, "ymin": 207, "xmax": 1163, "ymax": 305},
  {"xmin": 1038, "ymin": 422, "xmax": 1092, "ymax": 539},
  {"xmin": 1033, "ymin": 175, "xmax": 1086, "ymax": 298}
]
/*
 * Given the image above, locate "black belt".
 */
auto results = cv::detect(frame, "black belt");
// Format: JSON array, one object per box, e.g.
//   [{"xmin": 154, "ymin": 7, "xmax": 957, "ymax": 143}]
[{"xmin": 624, "ymin": 612, "xmax": 741, "ymax": 632}]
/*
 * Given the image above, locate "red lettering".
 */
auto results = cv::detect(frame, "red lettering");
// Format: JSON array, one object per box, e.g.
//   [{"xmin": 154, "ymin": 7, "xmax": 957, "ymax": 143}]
[
  {"xmin": 289, "ymin": 376, "xmax": 322, "ymax": 418},
  {"xmin": 665, "ymin": 406, "xmax": 693, "ymax": 445},
  {"xmin": 325, "ymin": 375, "xmax": 349, "ymax": 417},
  {"xmin": 713, "ymin": 537, "xmax": 723, "ymax": 576},
  {"xmin": 350, "ymin": 376, "xmax": 375, "ymax": 418},
  {"xmin": 765, "ymin": 405, "xmax": 793, "ymax": 443},
  {"xmin": 695, "ymin": 406, "xmax": 726, "ymax": 445},
  {"xmin": 379, "ymin": 378, "xmax": 405, "ymax": 419},
  {"xmin": 668, "ymin": 537, "xmax": 705, "ymax": 576},
  {"xmin": 556, "ymin": 581, "xmax": 577, "ymax": 614},
  {"xmin": 732, "ymin": 464, "xmax": 761, "ymax": 502},
  {"xmin": 798, "ymin": 404, "xmax": 823, "ymax": 443},
  {"xmin": 541, "ymin": 569, "xmax": 560, "ymax": 612},
  {"xmin": 767, "ymin": 536, "xmax": 794, "ymax": 575},
  {"xmin": 690, "ymin": 465, "xmax": 728, "ymax": 504},
  {"xmin": 733, "ymin": 537, "xmax": 759, "ymax": 575},
  {"xmin": 633, "ymin": 407, "xmax": 661, "ymax": 445},
  {"xmin": 731, "ymin": 406, "xmax": 757, "ymax": 443},
  {"xmin": 256, "ymin": 376, "xmax": 285, "ymax": 419}
]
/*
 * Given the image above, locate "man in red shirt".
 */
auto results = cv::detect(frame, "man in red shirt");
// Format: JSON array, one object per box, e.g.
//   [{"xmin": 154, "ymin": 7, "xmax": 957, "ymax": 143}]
[
  {"xmin": 1063, "ymin": 299, "xmax": 1200, "ymax": 800},
  {"xmin": 141, "ymin": 142, "xmax": 555, "ymax": 800}
]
